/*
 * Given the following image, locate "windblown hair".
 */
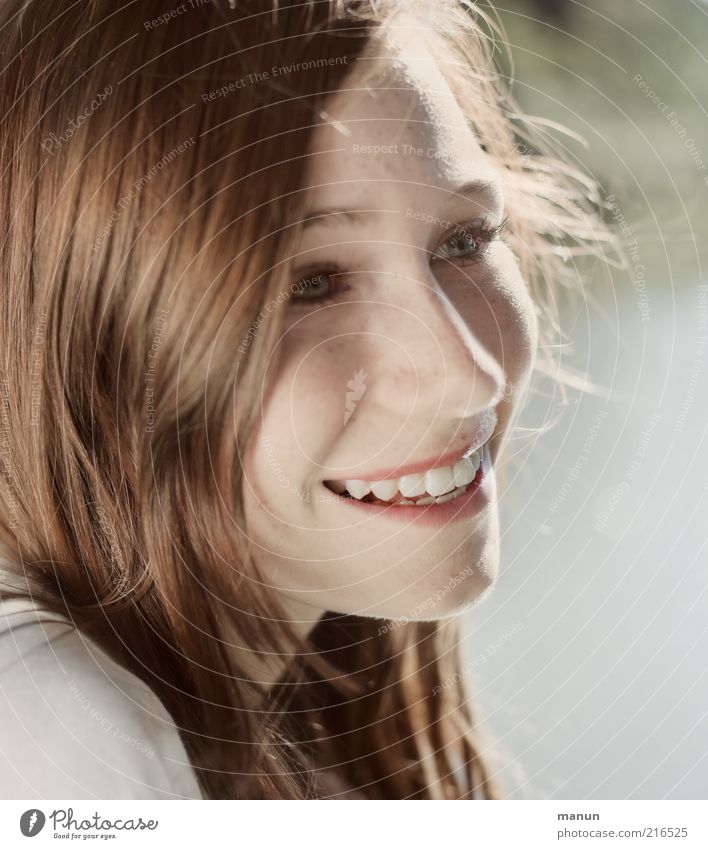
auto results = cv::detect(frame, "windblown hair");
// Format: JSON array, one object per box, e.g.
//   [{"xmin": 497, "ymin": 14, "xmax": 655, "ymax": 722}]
[{"xmin": 0, "ymin": 0, "xmax": 612, "ymax": 798}]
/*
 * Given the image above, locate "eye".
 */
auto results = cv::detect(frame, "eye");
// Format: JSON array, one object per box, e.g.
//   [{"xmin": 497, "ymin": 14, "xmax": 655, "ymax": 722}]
[
  {"xmin": 431, "ymin": 217, "xmax": 506, "ymax": 265},
  {"xmin": 289, "ymin": 268, "xmax": 347, "ymax": 306}
]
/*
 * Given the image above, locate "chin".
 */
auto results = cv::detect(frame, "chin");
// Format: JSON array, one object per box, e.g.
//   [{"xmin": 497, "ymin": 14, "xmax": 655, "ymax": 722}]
[
  {"xmin": 343, "ymin": 522, "xmax": 501, "ymax": 623},
  {"xmin": 404, "ymin": 554, "xmax": 498, "ymax": 622}
]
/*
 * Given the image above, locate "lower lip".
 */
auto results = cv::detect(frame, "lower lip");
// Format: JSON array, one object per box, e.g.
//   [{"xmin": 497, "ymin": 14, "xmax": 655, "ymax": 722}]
[{"xmin": 325, "ymin": 445, "xmax": 493, "ymax": 527}]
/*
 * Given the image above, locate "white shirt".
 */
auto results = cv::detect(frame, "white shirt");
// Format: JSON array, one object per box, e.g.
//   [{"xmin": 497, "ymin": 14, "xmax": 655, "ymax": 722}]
[{"xmin": 0, "ymin": 573, "xmax": 202, "ymax": 800}]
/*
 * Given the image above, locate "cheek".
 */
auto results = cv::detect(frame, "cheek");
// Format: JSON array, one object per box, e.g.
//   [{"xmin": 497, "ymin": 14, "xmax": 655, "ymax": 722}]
[
  {"xmin": 252, "ymin": 333, "xmax": 351, "ymax": 481},
  {"xmin": 486, "ymin": 284, "xmax": 538, "ymax": 387},
  {"xmin": 456, "ymin": 251, "xmax": 538, "ymax": 388}
]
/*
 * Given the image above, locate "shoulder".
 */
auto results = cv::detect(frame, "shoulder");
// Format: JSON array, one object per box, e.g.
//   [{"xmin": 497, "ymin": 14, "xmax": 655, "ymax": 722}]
[{"xmin": 0, "ymin": 590, "xmax": 202, "ymax": 800}]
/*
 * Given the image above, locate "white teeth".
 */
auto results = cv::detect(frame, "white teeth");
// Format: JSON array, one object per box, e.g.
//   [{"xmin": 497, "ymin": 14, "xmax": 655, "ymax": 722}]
[
  {"xmin": 333, "ymin": 446, "xmax": 486, "ymax": 505},
  {"xmin": 345, "ymin": 479, "xmax": 371, "ymax": 499},
  {"xmin": 433, "ymin": 491, "xmax": 457, "ymax": 504},
  {"xmin": 394, "ymin": 486, "xmax": 467, "ymax": 507},
  {"xmin": 398, "ymin": 472, "xmax": 426, "ymax": 497},
  {"xmin": 453, "ymin": 452, "xmax": 480, "ymax": 488},
  {"xmin": 370, "ymin": 478, "xmax": 399, "ymax": 501},
  {"xmin": 425, "ymin": 465, "xmax": 456, "ymax": 497},
  {"xmin": 471, "ymin": 450, "xmax": 482, "ymax": 472}
]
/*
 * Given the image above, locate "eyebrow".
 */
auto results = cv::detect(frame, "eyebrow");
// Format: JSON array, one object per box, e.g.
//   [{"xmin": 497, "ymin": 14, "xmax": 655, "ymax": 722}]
[{"xmin": 301, "ymin": 178, "xmax": 500, "ymax": 230}]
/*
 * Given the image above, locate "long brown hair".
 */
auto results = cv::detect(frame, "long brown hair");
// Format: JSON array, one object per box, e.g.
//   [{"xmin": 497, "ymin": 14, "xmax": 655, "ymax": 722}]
[{"xmin": 0, "ymin": 0, "xmax": 612, "ymax": 798}]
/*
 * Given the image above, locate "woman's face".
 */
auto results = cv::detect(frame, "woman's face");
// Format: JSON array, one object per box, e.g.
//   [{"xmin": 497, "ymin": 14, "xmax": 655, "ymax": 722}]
[{"xmin": 243, "ymin": 32, "xmax": 538, "ymax": 624}]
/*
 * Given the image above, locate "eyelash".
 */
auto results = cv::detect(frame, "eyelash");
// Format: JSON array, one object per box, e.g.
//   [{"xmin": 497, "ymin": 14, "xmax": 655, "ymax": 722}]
[
  {"xmin": 431, "ymin": 216, "xmax": 506, "ymax": 265},
  {"xmin": 289, "ymin": 217, "xmax": 506, "ymax": 307}
]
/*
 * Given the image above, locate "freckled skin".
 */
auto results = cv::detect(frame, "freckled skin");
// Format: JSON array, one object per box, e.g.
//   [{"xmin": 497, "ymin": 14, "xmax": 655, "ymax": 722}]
[{"xmin": 242, "ymin": 32, "xmax": 538, "ymax": 624}]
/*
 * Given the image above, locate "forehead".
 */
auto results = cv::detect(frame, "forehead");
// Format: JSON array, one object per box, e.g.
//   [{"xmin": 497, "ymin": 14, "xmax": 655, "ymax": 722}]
[{"xmin": 302, "ymin": 25, "xmax": 500, "ymax": 203}]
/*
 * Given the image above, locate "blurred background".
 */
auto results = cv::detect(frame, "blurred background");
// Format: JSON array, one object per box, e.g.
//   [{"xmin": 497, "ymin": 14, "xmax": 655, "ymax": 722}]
[{"xmin": 463, "ymin": 0, "xmax": 708, "ymax": 799}]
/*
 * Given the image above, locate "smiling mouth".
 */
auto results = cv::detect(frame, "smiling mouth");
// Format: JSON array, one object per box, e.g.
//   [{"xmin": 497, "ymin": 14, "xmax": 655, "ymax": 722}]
[{"xmin": 324, "ymin": 443, "xmax": 486, "ymax": 507}]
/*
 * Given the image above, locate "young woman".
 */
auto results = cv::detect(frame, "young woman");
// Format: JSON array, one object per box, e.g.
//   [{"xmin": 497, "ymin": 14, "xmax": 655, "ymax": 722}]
[{"xmin": 0, "ymin": 0, "xmax": 610, "ymax": 799}]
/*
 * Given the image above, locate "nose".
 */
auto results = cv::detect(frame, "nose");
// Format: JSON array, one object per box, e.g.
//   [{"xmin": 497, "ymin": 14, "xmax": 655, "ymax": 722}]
[{"xmin": 364, "ymin": 261, "xmax": 506, "ymax": 421}]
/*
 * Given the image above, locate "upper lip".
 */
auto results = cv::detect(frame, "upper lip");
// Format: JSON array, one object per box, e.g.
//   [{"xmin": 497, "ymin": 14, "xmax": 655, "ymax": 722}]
[{"xmin": 324, "ymin": 409, "xmax": 497, "ymax": 483}]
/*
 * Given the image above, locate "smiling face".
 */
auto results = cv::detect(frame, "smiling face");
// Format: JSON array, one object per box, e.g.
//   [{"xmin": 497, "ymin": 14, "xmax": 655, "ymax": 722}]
[{"xmin": 242, "ymin": 28, "xmax": 538, "ymax": 625}]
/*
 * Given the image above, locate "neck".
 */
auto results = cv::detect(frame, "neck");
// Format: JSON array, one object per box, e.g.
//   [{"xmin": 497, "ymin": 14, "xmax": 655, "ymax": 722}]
[{"xmin": 234, "ymin": 595, "xmax": 325, "ymax": 695}]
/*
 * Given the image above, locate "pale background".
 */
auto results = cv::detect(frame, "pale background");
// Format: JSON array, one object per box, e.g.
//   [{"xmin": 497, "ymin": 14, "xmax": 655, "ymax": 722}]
[{"xmin": 463, "ymin": 0, "xmax": 708, "ymax": 799}]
